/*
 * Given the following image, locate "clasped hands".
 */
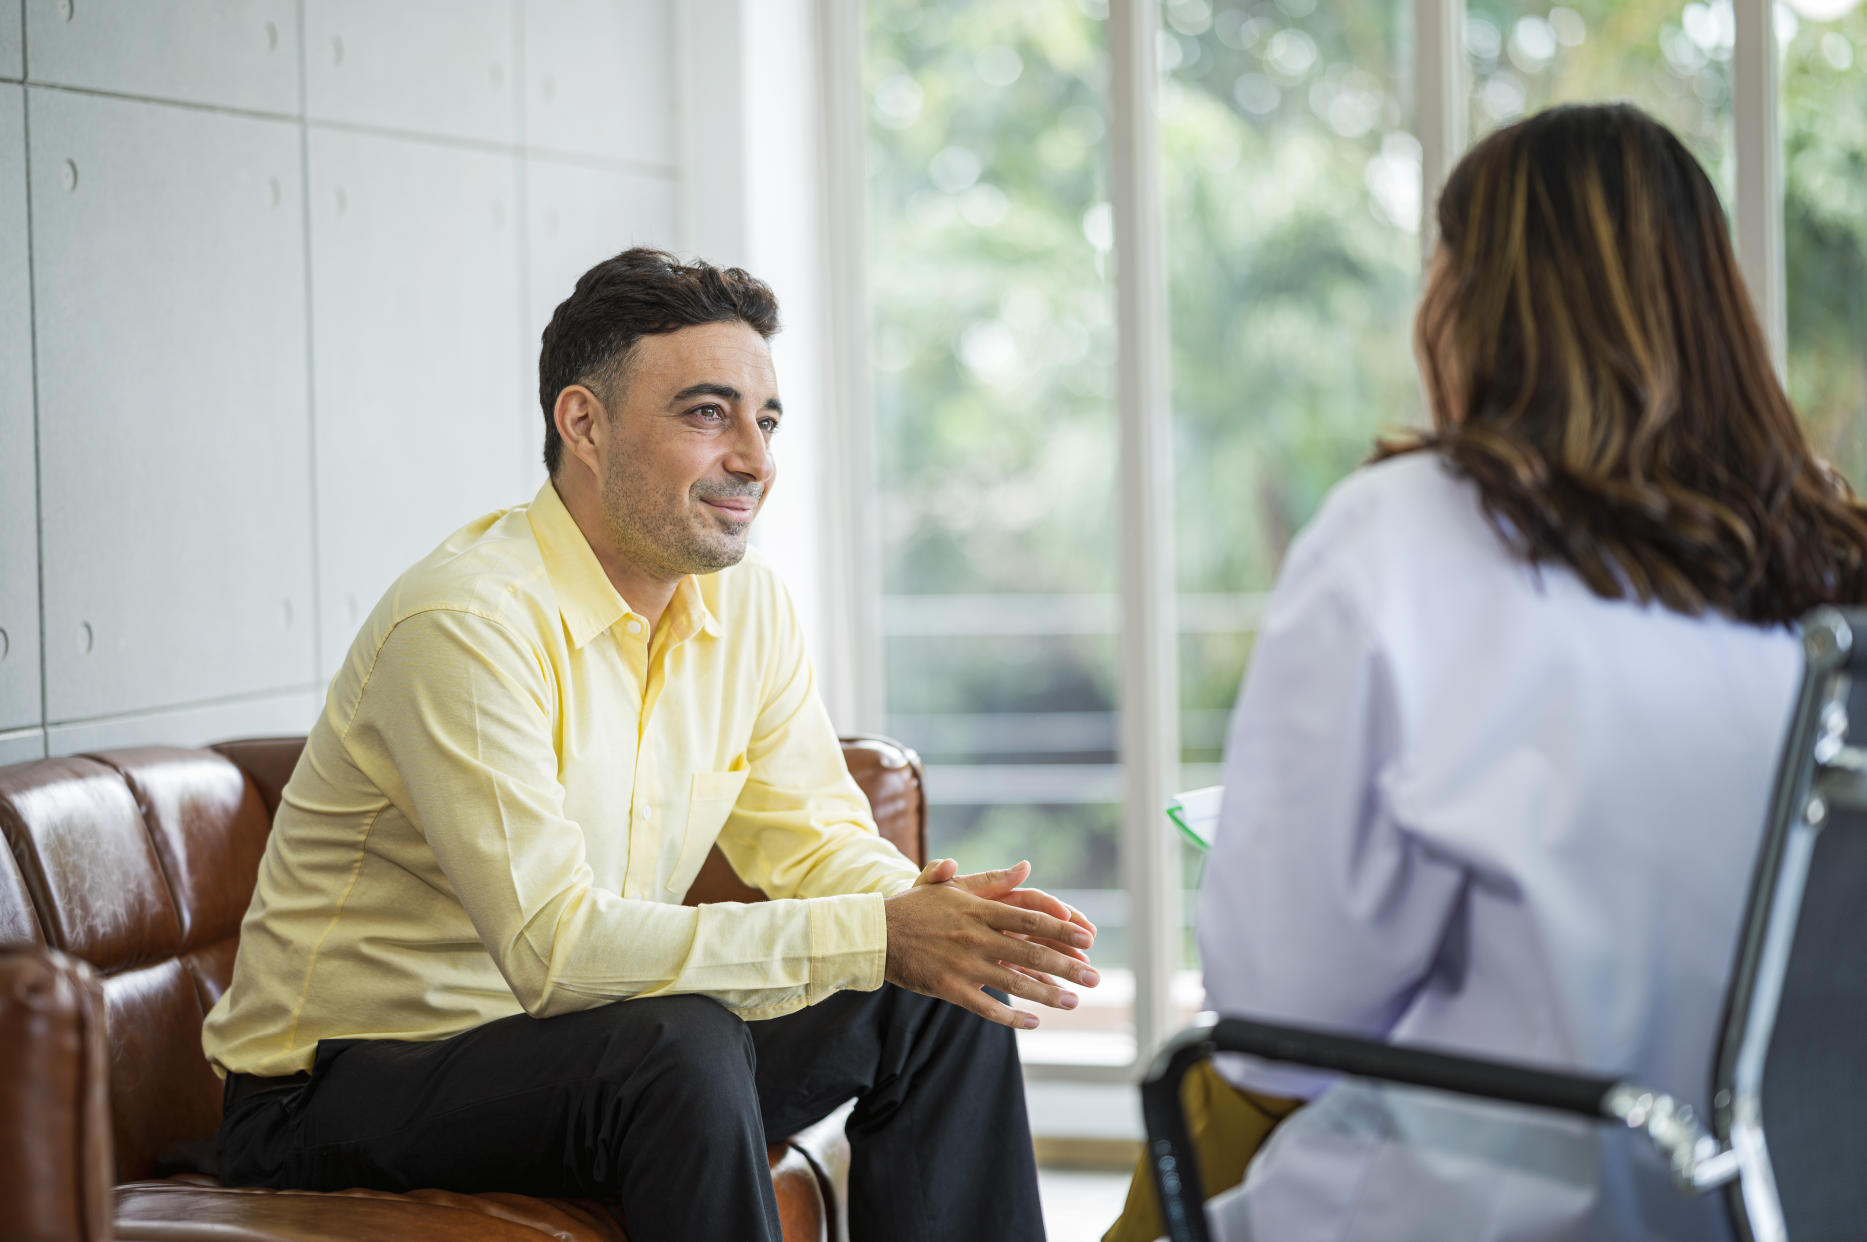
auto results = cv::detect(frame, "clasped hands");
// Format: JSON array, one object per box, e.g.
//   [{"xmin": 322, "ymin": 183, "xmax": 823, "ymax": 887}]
[{"xmin": 883, "ymin": 857, "xmax": 1099, "ymax": 1028}]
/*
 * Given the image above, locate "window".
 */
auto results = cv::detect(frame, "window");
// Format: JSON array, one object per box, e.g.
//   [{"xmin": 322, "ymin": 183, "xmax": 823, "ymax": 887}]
[
  {"xmin": 865, "ymin": 2, "xmax": 1139, "ymax": 1060},
  {"xmin": 1160, "ymin": 0, "xmax": 1422, "ymax": 979},
  {"xmin": 851, "ymin": 0, "xmax": 1839, "ymax": 1075}
]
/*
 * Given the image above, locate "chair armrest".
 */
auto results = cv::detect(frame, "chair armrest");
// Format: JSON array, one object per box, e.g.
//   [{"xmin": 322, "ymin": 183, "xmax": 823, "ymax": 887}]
[
  {"xmin": 1140, "ymin": 1014, "xmax": 1624, "ymax": 1242},
  {"xmin": 1, "ymin": 946, "xmax": 115, "ymax": 1242}
]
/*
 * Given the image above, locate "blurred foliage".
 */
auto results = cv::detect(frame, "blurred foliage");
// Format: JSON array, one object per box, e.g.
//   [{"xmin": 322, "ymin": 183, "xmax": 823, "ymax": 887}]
[
  {"xmin": 867, "ymin": 0, "xmax": 1867, "ymax": 901},
  {"xmin": 1782, "ymin": 4, "xmax": 1867, "ymax": 481}
]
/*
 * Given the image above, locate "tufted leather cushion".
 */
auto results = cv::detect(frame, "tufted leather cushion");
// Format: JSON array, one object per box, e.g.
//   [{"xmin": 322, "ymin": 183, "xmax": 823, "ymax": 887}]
[
  {"xmin": 94, "ymin": 749, "xmax": 272, "ymax": 1017},
  {"xmin": 209, "ymin": 737, "xmax": 303, "ymax": 819},
  {"xmin": 0, "ymin": 948, "xmax": 114, "ymax": 1242},
  {"xmin": 0, "ymin": 757, "xmax": 185, "ymax": 970},
  {"xmin": 0, "ymin": 754, "xmax": 221, "ymax": 1181},
  {"xmin": 111, "ymin": 1141, "xmax": 829, "ymax": 1242},
  {"xmin": 114, "ymin": 1177, "xmax": 635, "ymax": 1241},
  {"xmin": 0, "ymin": 819, "xmax": 43, "ymax": 949}
]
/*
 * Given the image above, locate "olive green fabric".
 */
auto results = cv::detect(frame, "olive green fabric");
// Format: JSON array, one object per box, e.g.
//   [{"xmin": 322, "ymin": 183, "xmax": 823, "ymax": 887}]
[{"xmin": 1102, "ymin": 1062, "xmax": 1301, "ymax": 1242}]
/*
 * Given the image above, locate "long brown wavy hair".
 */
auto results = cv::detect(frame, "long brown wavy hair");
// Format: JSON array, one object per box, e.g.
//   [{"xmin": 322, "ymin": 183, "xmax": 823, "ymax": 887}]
[{"xmin": 1381, "ymin": 103, "xmax": 1867, "ymax": 624}]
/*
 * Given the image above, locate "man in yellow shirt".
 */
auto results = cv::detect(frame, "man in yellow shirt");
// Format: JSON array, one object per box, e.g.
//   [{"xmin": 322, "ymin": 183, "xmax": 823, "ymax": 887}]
[{"xmin": 202, "ymin": 249, "xmax": 1100, "ymax": 1240}]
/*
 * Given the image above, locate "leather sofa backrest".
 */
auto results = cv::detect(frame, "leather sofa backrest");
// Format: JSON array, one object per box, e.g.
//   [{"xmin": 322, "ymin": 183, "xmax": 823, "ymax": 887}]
[
  {"xmin": 0, "ymin": 748, "xmax": 267, "ymax": 1182},
  {"xmin": 0, "ymin": 733, "xmax": 927, "ymax": 1186}
]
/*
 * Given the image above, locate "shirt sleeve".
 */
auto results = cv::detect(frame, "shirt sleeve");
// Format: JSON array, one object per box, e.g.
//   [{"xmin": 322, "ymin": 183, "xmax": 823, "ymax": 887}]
[
  {"xmin": 715, "ymin": 580, "xmax": 922, "ymax": 904},
  {"xmin": 1197, "ymin": 484, "xmax": 1468, "ymax": 1099},
  {"xmin": 345, "ymin": 607, "xmax": 894, "ymax": 1022}
]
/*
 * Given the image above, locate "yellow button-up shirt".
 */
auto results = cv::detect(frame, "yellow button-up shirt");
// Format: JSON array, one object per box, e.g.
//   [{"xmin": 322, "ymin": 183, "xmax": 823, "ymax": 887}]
[{"xmin": 203, "ymin": 482, "xmax": 919, "ymax": 1077}]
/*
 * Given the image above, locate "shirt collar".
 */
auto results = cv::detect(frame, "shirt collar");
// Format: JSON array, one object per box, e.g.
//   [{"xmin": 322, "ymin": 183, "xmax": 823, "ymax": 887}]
[
  {"xmin": 664, "ymin": 574, "xmax": 725, "ymax": 644},
  {"xmin": 527, "ymin": 482, "xmax": 723, "ymax": 649}
]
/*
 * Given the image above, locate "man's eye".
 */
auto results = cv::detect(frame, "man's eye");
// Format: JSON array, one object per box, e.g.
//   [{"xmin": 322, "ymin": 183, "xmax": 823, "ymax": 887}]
[
  {"xmin": 691, "ymin": 404, "xmax": 726, "ymax": 421},
  {"xmin": 759, "ymin": 418, "xmax": 780, "ymax": 434}
]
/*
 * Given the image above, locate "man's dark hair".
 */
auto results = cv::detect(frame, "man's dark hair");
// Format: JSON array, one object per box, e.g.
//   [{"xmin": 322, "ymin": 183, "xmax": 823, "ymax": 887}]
[{"xmin": 538, "ymin": 248, "xmax": 781, "ymax": 475}]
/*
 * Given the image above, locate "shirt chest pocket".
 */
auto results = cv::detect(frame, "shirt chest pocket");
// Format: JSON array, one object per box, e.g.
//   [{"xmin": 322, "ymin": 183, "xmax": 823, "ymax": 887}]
[{"xmin": 665, "ymin": 765, "xmax": 751, "ymax": 896}]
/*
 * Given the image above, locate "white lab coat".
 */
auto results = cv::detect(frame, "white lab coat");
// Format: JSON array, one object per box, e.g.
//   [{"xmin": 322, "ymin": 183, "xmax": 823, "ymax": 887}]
[{"xmin": 1199, "ymin": 451, "xmax": 1800, "ymax": 1241}]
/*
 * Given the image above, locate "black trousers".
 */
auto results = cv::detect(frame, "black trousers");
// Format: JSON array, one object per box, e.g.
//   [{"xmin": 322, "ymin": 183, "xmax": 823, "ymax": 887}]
[{"xmin": 217, "ymin": 984, "xmax": 1046, "ymax": 1242}]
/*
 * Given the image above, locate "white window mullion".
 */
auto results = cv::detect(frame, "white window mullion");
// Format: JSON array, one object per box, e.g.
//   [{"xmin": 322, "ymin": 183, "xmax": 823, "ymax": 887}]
[
  {"xmin": 815, "ymin": 0, "xmax": 888, "ymax": 734},
  {"xmin": 1734, "ymin": 0, "xmax": 1788, "ymax": 376},
  {"xmin": 1414, "ymin": 0, "xmax": 1466, "ymax": 261},
  {"xmin": 1109, "ymin": 0, "xmax": 1183, "ymax": 1065}
]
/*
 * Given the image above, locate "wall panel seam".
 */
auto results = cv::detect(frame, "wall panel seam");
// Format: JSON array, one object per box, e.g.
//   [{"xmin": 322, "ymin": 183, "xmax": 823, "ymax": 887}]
[
  {"xmin": 22, "ymin": 84, "xmax": 46, "ymax": 739},
  {"xmin": 518, "ymin": 144, "xmax": 678, "ymax": 177},
  {"xmin": 296, "ymin": 0, "xmax": 322, "ymax": 678},
  {"xmin": 44, "ymin": 682, "xmax": 323, "ymax": 731},
  {"xmin": 306, "ymin": 115, "xmax": 679, "ymax": 172},
  {"xmin": 19, "ymin": 79, "xmax": 300, "ymax": 125},
  {"xmin": 9, "ymin": 83, "xmax": 675, "ymax": 175},
  {"xmin": 513, "ymin": 0, "xmax": 532, "ymax": 492}
]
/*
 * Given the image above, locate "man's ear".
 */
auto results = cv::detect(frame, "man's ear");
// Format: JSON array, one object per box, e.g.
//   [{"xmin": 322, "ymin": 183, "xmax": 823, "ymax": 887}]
[{"xmin": 553, "ymin": 385, "xmax": 607, "ymax": 479}]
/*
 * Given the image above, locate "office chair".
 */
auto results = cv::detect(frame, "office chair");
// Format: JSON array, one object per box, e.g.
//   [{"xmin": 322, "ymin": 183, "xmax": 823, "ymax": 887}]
[{"xmin": 1142, "ymin": 606, "xmax": 1867, "ymax": 1242}]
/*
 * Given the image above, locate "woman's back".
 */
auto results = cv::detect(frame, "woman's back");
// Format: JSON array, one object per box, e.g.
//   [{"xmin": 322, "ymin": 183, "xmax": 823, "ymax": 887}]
[{"xmin": 1199, "ymin": 451, "xmax": 1800, "ymax": 1241}]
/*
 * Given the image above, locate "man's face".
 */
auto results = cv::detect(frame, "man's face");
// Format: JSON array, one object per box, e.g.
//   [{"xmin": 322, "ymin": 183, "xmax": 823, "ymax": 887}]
[{"xmin": 596, "ymin": 320, "xmax": 780, "ymax": 584}]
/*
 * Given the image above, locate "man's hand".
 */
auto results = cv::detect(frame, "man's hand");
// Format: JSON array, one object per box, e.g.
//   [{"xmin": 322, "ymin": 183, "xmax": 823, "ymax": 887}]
[{"xmin": 885, "ymin": 859, "xmax": 1100, "ymax": 1028}]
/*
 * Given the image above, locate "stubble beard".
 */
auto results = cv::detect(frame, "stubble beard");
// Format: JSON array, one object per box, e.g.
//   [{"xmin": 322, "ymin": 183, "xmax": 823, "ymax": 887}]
[{"xmin": 600, "ymin": 453, "xmax": 752, "ymax": 580}]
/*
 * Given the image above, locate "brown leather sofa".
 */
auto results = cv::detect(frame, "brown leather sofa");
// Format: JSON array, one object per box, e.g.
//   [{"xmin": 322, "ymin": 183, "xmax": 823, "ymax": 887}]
[{"xmin": 0, "ymin": 734, "xmax": 927, "ymax": 1242}]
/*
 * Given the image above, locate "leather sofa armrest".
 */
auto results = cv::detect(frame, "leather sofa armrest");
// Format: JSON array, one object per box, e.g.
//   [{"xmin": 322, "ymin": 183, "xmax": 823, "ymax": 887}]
[{"xmin": 1, "ymin": 946, "xmax": 114, "ymax": 1242}]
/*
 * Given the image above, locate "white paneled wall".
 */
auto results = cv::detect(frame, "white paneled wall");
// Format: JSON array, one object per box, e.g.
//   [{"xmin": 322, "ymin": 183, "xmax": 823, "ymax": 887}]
[
  {"xmin": 307, "ymin": 126, "xmax": 525, "ymax": 670},
  {"xmin": 304, "ymin": 1, "xmax": 517, "ymax": 145},
  {"xmin": 0, "ymin": 3, "xmax": 19, "ymax": 81},
  {"xmin": 1, "ymin": 1, "xmax": 691, "ymax": 760},
  {"xmin": 32, "ymin": 89, "xmax": 314, "ymax": 721},
  {"xmin": 26, "ymin": 0, "xmax": 300, "ymax": 113},
  {"xmin": 520, "ymin": 0, "xmax": 673, "ymax": 165}
]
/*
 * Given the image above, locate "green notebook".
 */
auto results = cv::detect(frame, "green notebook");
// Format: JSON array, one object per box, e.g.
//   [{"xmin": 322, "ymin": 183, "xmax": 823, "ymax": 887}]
[{"xmin": 1165, "ymin": 785, "xmax": 1224, "ymax": 851}]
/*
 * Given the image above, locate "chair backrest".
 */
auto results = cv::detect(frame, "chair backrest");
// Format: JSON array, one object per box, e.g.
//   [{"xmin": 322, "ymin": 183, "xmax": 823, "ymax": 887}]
[
  {"xmin": 0, "ymin": 733, "xmax": 926, "ymax": 1185},
  {"xmin": 1714, "ymin": 607, "xmax": 1867, "ymax": 1242}
]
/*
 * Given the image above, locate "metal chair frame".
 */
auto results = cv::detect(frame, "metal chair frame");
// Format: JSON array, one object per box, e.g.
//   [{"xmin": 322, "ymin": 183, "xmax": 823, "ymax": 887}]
[{"xmin": 1143, "ymin": 606, "xmax": 1865, "ymax": 1242}]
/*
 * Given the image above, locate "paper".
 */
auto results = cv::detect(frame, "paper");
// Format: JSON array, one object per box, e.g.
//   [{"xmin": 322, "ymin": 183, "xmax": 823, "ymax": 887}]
[{"xmin": 1166, "ymin": 785, "xmax": 1224, "ymax": 850}]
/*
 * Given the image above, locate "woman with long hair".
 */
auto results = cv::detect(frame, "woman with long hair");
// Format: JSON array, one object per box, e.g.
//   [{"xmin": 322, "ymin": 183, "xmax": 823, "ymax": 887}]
[{"xmin": 1184, "ymin": 103, "xmax": 1867, "ymax": 1241}]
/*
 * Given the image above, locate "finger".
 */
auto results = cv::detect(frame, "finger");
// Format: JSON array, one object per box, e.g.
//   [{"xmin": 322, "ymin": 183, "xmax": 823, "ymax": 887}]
[
  {"xmin": 1000, "ymin": 962, "xmax": 1056, "ymax": 986},
  {"xmin": 1006, "ymin": 932, "xmax": 1090, "ymax": 963},
  {"xmin": 915, "ymin": 858, "xmax": 958, "ymax": 887},
  {"xmin": 945, "ymin": 979, "xmax": 1035, "ymax": 1029},
  {"xmin": 996, "ymin": 886, "xmax": 1072, "ymax": 920},
  {"xmin": 995, "ymin": 933, "xmax": 1102, "ymax": 987},
  {"xmin": 1004, "ymin": 929, "xmax": 1089, "ymax": 963},
  {"xmin": 998, "ymin": 889, "xmax": 1097, "ymax": 943},
  {"xmin": 948, "ymin": 860, "xmax": 1032, "ymax": 900},
  {"xmin": 982, "ymin": 962, "xmax": 1079, "ymax": 1011},
  {"xmin": 984, "ymin": 902, "xmax": 1093, "ymax": 950}
]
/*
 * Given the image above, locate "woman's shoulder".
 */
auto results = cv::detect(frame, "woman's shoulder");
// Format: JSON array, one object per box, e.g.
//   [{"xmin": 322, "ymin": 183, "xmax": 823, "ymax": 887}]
[
  {"xmin": 1301, "ymin": 450, "xmax": 1486, "ymax": 561},
  {"xmin": 1269, "ymin": 450, "xmax": 1525, "ymax": 633}
]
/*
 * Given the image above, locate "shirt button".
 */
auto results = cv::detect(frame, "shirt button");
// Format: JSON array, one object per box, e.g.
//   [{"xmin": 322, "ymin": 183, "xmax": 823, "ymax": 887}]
[
  {"xmin": 640, "ymin": 806, "xmax": 653, "ymax": 820},
  {"xmin": 626, "ymin": 619, "xmax": 643, "ymax": 634}
]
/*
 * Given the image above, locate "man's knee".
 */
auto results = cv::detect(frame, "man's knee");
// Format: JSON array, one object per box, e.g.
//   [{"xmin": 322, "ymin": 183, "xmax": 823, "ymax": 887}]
[{"xmin": 590, "ymin": 994, "xmax": 758, "ymax": 1109}]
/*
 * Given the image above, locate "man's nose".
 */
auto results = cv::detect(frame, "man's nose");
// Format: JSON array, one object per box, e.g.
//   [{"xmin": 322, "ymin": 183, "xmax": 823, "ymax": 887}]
[{"xmin": 724, "ymin": 418, "xmax": 774, "ymax": 483}]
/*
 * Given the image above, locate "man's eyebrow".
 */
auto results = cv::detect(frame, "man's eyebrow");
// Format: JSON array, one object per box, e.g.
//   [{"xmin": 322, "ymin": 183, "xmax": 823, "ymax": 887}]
[
  {"xmin": 666, "ymin": 383, "xmax": 782, "ymax": 416},
  {"xmin": 668, "ymin": 382, "xmax": 741, "ymax": 405}
]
